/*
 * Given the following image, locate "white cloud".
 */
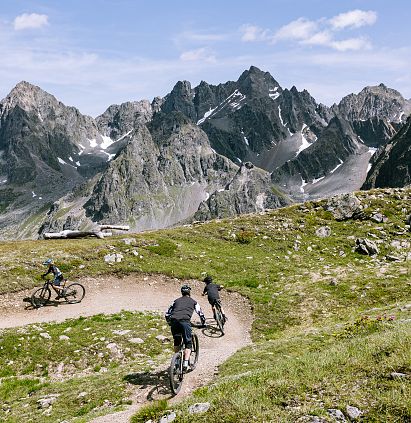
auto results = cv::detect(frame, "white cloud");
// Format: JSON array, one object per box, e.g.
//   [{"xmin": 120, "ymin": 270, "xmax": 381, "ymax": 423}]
[
  {"xmin": 330, "ymin": 37, "xmax": 372, "ymax": 51},
  {"xmin": 272, "ymin": 18, "xmax": 318, "ymax": 42},
  {"xmin": 180, "ymin": 47, "xmax": 216, "ymax": 63},
  {"xmin": 301, "ymin": 31, "xmax": 332, "ymax": 47},
  {"xmin": 14, "ymin": 13, "xmax": 49, "ymax": 31},
  {"xmin": 240, "ymin": 24, "xmax": 268, "ymax": 42},
  {"xmin": 329, "ymin": 10, "xmax": 377, "ymax": 30}
]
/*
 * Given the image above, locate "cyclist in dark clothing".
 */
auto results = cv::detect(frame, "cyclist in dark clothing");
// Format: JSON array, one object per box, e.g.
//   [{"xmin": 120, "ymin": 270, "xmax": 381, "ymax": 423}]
[
  {"xmin": 42, "ymin": 258, "xmax": 66, "ymax": 299},
  {"xmin": 165, "ymin": 285, "xmax": 206, "ymax": 371},
  {"xmin": 202, "ymin": 276, "xmax": 227, "ymax": 321}
]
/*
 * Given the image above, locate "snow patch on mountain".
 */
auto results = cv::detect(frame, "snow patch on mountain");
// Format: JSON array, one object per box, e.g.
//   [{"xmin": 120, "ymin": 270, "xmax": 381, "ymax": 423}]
[
  {"xmin": 269, "ymin": 87, "xmax": 280, "ymax": 100},
  {"xmin": 197, "ymin": 107, "xmax": 217, "ymax": 125},
  {"xmin": 295, "ymin": 124, "xmax": 311, "ymax": 157},
  {"xmin": 330, "ymin": 159, "xmax": 344, "ymax": 174}
]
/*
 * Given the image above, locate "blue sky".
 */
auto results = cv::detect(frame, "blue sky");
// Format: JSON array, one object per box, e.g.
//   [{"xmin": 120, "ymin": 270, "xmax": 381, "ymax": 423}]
[{"xmin": 0, "ymin": 0, "xmax": 410, "ymax": 116}]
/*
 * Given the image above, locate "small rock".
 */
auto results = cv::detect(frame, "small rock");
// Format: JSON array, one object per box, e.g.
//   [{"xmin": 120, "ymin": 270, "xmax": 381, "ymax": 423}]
[
  {"xmin": 355, "ymin": 238, "xmax": 379, "ymax": 256},
  {"xmin": 370, "ymin": 213, "xmax": 387, "ymax": 223},
  {"xmin": 155, "ymin": 335, "xmax": 169, "ymax": 343},
  {"xmin": 104, "ymin": 253, "xmax": 124, "ymax": 263},
  {"xmin": 188, "ymin": 402, "xmax": 211, "ymax": 414},
  {"xmin": 346, "ymin": 405, "xmax": 362, "ymax": 420},
  {"xmin": 37, "ymin": 394, "xmax": 60, "ymax": 409},
  {"xmin": 59, "ymin": 335, "xmax": 70, "ymax": 341},
  {"xmin": 78, "ymin": 264, "xmax": 85, "ymax": 269},
  {"xmin": 112, "ymin": 329, "xmax": 131, "ymax": 336},
  {"xmin": 159, "ymin": 411, "xmax": 176, "ymax": 423},
  {"xmin": 327, "ymin": 409, "xmax": 347, "ymax": 422},
  {"xmin": 385, "ymin": 254, "xmax": 402, "ymax": 262},
  {"xmin": 129, "ymin": 337, "xmax": 144, "ymax": 344},
  {"xmin": 122, "ymin": 238, "xmax": 136, "ymax": 245},
  {"xmin": 39, "ymin": 332, "xmax": 51, "ymax": 340},
  {"xmin": 390, "ymin": 372, "xmax": 408, "ymax": 379},
  {"xmin": 77, "ymin": 392, "xmax": 87, "ymax": 398},
  {"xmin": 106, "ymin": 342, "xmax": 123, "ymax": 359},
  {"xmin": 316, "ymin": 226, "xmax": 332, "ymax": 238},
  {"xmin": 99, "ymin": 367, "xmax": 108, "ymax": 373}
]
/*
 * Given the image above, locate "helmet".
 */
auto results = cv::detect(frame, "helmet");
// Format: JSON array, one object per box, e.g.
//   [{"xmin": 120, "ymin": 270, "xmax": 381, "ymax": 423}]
[
  {"xmin": 181, "ymin": 284, "xmax": 191, "ymax": 296},
  {"xmin": 43, "ymin": 258, "xmax": 53, "ymax": 265},
  {"xmin": 203, "ymin": 276, "xmax": 213, "ymax": 284}
]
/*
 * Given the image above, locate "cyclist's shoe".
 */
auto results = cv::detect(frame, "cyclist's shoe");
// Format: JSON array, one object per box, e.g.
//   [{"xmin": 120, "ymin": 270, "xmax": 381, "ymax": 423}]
[{"xmin": 183, "ymin": 360, "xmax": 190, "ymax": 372}]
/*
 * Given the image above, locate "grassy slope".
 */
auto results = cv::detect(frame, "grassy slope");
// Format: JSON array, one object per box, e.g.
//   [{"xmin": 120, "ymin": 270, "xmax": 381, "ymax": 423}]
[
  {"xmin": 0, "ymin": 188, "xmax": 410, "ymax": 422},
  {"xmin": 0, "ymin": 311, "xmax": 172, "ymax": 422}
]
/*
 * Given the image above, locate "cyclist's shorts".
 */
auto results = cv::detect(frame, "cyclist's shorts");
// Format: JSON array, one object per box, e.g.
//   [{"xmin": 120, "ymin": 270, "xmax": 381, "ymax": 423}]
[
  {"xmin": 208, "ymin": 297, "xmax": 221, "ymax": 307},
  {"xmin": 53, "ymin": 275, "xmax": 64, "ymax": 286},
  {"xmin": 170, "ymin": 319, "xmax": 192, "ymax": 349}
]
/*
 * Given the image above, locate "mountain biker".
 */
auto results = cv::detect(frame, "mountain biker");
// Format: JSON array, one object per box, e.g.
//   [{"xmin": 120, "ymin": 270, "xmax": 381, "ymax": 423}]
[
  {"xmin": 202, "ymin": 276, "xmax": 227, "ymax": 322},
  {"xmin": 42, "ymin": 259, "xmax": 66, "ymax": 298},
  {"xmin": 165, "ymin": 284, "xmax": 206, "ymax": 371}
]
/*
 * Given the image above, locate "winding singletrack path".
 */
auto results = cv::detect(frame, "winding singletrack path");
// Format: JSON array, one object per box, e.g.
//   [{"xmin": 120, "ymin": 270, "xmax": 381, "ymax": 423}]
[{"xmin": 0, "ymin": 274, "xmax": 252, "ymax": 422}]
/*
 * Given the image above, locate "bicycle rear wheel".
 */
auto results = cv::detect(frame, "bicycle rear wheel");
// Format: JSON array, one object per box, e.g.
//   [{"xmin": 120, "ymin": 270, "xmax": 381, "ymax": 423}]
[
  {"xmin": 31, "ymin": 286, "xmax": 51, "ymax": 308},
  {"xmin": 169, "ymin": 352, "xmax": 183, "ymax": 395},
  {"xmin": 64, "ymin": 283, "xmax": 85, "ymax": 304},
  {"xmin": 189, "ymin": 333, "xmax": 200, "ymax": 370},
  {"xmin": 215, "ymin": 304, "xmax": 225, "ymax": 335}
]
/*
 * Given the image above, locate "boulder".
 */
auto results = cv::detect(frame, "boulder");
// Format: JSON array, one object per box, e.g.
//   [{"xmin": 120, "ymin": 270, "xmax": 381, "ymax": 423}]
[
  {"xmin": 346, "ymin": 405, "xmax": 362, "ymax": 420},
  {"xmin": 325, "ymin": 193, "xmax": 362, "ymax": 221},
  {"xmin": 315, "ymin": 226, "xmax": 331, "ymax": 238},
  {"xmin": 355, "ymin": 238, "xmax": 379, "ymax": 255}
]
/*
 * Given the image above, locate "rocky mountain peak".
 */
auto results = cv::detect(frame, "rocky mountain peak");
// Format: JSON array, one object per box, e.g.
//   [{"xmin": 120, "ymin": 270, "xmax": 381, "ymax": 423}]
[
  {"xmin": 237, "ymin": 66, "xmax": 282, "ymax": 98},
  {"xmin": 161, "ymin": 80, "xmax": 196, "ymax": 121},
  {"xmin": 1, "ymin": 81, "xmax": 60, "ymax": 115},
  {"xmin": 337, "ymin": 84, "xmax": 411, "ymax": 123}
]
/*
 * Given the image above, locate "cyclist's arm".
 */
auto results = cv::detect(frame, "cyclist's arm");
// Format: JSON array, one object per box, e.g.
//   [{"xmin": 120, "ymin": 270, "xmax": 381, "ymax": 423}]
[
  {"xmin": 42, "ymin": 267, "xmax": 51, "ymax": 277},
  {"xmin": 165, "ymin": 302, "xmax": 174, "ymax": 321},
  {"xmin": 194, "ymin": 303, "xmax": 206, "ymax": 325}
]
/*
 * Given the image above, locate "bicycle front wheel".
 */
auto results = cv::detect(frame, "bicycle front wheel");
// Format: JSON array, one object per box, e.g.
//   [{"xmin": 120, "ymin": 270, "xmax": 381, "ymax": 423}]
[
  {"xmin": 64, "ymin": 283, "xmax": 85, "ymax": 304},
  {"xmin": 189, "ymin": 333, "xmax": 200, "ymax": 370},
  {"xmin": 31, "ymin": 286, "xmax": 51, "ymax": 308},
  {"xmin": 169, "ymin": 352, "xmax": 183, "ymax": 395}
]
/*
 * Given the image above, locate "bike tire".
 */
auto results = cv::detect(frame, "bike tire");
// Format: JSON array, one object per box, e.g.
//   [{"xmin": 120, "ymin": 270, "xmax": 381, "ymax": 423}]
[
  {"xmin": 189, "ymin": 333, "xmax": 200, "ymax": 370},
  {"xmin": 169, "ymin": 352, "xmax": 183, "ymax": 395},
  {"xmin": 64, "ymin": 283, "xmax": 85, "ymax": 304},
  {"xmin": 215, "ymin": 305, "xmax": 225, "ymax": 335},
  {"xmin": 31, "ymin": 286, "xmax": 51, "ymax": 308}
]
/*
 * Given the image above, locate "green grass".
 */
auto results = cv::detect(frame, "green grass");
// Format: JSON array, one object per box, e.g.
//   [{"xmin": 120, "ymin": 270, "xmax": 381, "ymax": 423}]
[
  {"xmin": 0, "ymin": 187, "xmax": 410, "ymax": 422},
  {"xmin": 0, "ymin": 311, "xmax": 172, "ymax": 422}
]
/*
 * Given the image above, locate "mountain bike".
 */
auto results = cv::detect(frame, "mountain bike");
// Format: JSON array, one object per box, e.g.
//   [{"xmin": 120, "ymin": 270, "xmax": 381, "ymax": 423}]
[
  {"xmin": 168, "ymin": 332, "xmax": 199, "ymax": 395},
  {"xmin": 31, "ymin": 277, "xmax": 85, "ymax": 308},
  {"xmin": 213, "ymin": 300, "xmax": 225, "ymax": 335}
]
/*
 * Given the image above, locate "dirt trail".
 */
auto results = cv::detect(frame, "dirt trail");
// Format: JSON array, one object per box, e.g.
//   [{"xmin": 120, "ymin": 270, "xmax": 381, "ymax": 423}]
[{"xmin": 0, "ymin": 274, "xmax": 252, "ymax": 423}]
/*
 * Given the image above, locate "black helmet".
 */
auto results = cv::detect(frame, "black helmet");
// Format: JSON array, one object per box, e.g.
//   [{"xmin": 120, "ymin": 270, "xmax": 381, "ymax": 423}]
[
  {"xmin": 181, "ymin": 284, "xmax": 191, "ymax": 295},
  {"xmin": 203, "ymin": 276, "xmax": 213, "ymax": 284}
]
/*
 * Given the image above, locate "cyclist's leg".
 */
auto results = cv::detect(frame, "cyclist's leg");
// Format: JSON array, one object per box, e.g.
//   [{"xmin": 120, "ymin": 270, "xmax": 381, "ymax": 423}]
[
  {"xmin": 53, "ymin": 275, "xmax": 64, "ymax": 291},
  {"xmin": 170, "ymin": 320, "xmax": 183, "ymax": 353},
  {"xmin": 180, "ymin": 321, "xmax": 193, "ymax": 362}
]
